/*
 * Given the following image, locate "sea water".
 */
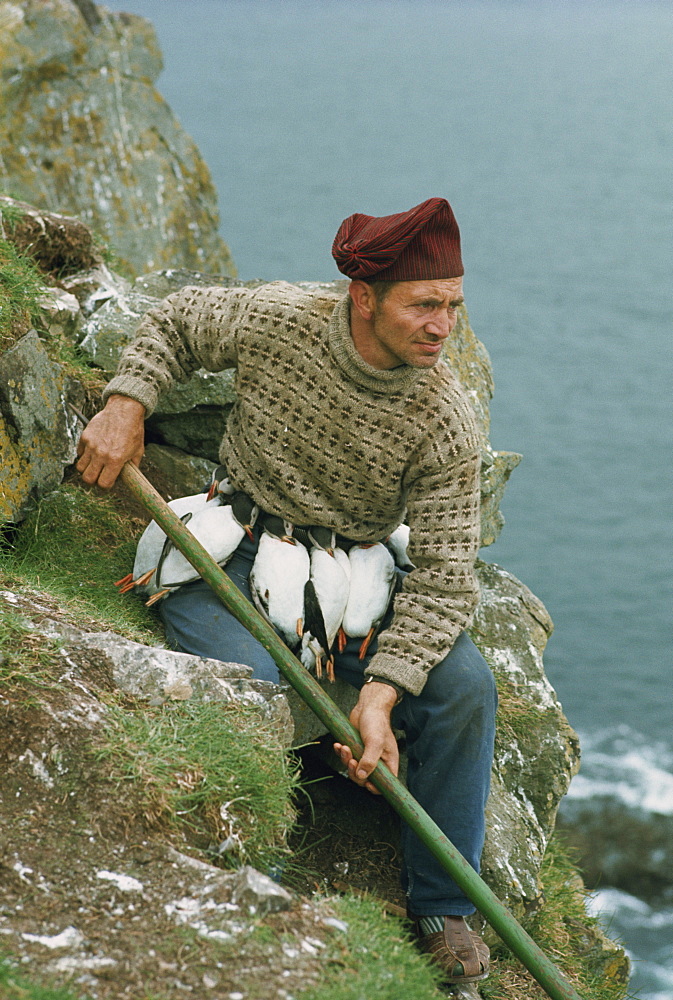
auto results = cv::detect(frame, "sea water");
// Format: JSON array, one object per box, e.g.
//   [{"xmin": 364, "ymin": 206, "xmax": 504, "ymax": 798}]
[{"xmin": 100, "ymin": 2, "xmax": 673, "ymax": 993}]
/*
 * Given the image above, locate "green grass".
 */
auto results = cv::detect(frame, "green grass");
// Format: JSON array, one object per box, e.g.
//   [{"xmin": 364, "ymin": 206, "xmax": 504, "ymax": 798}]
[
  {"xmin": 295, "ymin": 894, "xmax": 445, "ymax": 1000},
  {"xmin": 0, "ymin": 237, "xmax": 46, "ymax": 348},
  {"xmin": 0, "ymin": 198, "xmax": 27, "ymax": 232},
  {"xmin": 97, "ymin": 698, "xmax": 300, "ymax": 871},
  {"xmin": 0, "ymin": 608, "xmax": 63, "ymax": 691},
  {"xmin": 0, "ymin": 479, "xmax": 301, "ymax": 871},
  {"xmin": 1, "ymin": 483, "xmax": 162, "ymax": 643},
  {"xmin": 0, "ymin": 954, "xmax": 87, "ymax": 1000},
  {"xmin": 493, "ymin": 674, "xmax": 558, "ymax": 755},
  {"xmin": 0, "ymin": 201, "xmax": 110, "ymax": 387}
]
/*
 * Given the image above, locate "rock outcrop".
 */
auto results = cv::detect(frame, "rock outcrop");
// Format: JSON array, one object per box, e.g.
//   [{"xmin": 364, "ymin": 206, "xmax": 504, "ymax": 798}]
[
  {"xmin": 0, "ymin": 327, "xmax": 80, "ymax": 523},
  {"xmin": 471, "ymin": 561, "xmax": 579, "ymax": 912},
  {"xmin": 0, "ymin": 0, "xmax": 235, "ymax": 276},
  {"xmin": 40, "ymin": 614, "xmax": 295, "ymax": 747}
]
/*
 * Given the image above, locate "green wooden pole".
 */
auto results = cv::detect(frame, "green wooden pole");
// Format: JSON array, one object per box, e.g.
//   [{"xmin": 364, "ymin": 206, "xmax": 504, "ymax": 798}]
[{"xmin": 120, "ymin": 462, "xmax": 583, "ymax": 1000}]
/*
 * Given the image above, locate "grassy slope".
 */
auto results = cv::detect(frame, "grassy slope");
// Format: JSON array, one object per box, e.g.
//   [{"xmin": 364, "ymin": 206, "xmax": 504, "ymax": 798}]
[
  {"xmin": 1, "ymin": 479, "xmax": 162, "ymax": 643},
  {"xmin": 1, "ymin": 481, "xmax": 629, "ymax": 1000}
]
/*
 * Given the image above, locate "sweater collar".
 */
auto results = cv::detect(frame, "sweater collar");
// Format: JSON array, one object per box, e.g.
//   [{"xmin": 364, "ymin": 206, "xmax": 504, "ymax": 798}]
[{"xmin": 328, "ymin": 294, "xmax": 424, "ymax": 394}]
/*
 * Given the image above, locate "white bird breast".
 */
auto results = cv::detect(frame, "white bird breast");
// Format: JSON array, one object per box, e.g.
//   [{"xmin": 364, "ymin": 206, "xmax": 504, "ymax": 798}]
[
  {"xmin": 308, "ymin": 547, "xmax": 351, "ymax": 646},
  {"xmin": 342, "ymin": 543, "xmax": 396, "ymax": 637},
  {"xmin": 156, "ymin": 505, "xmax": 248, "ymax": 587},
  {"xmin": 132, "ymin": 492, "xmax": 213, "ymax": 590},
  {"xmin": 249, "ymin": 534, "xmax": 310, "ymax": 646}
]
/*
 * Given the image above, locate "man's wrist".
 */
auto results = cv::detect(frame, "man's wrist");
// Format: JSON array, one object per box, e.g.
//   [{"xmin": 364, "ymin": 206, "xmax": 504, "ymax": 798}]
[
  {"xmin": 364, "ymin": 674, "xmax": 404, "ymax": 705},
  {"xmin": 106, "ymin": 394, "xmax": 146, "ymax": 417}
]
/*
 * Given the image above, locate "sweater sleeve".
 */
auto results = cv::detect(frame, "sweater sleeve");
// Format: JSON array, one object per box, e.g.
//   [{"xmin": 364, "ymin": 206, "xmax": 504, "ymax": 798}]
[
  {"xmin": 365, "ymin": 415, "xmax": 482, "ymax": 697},
  {"xmin": 102, "ymin": 285, "xmax": 252, "ymax": 415}
]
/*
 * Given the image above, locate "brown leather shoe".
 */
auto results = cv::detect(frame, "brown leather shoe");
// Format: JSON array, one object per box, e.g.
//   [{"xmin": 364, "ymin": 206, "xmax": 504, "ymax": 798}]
[{"xmin": 408, "ymin": 913, "xmax": 490, "ymax": 984}]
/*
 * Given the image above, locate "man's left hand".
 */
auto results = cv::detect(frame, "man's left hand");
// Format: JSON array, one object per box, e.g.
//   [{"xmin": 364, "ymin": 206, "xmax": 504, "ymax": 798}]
[{"xmin": 334, "ymin": 681, "xmax": 399, "ymax": 795}]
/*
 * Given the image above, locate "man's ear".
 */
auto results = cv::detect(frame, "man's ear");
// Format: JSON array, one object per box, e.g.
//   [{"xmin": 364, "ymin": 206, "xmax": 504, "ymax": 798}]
[{"xmin": 348, "ymin": 280, "xmax": 377, "ymax": 322}]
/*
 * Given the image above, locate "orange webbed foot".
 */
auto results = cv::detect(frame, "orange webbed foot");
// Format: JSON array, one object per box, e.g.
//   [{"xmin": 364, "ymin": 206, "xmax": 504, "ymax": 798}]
[
  {"xmin": 358, "ymin": 627, "xmax": 376, "ymax": 660},
  {"xmin": 145, "ymin": 588, "xmax": 169, "ymax": 607},
  {"xmin": 118, "ymin": 568, "xmax": 155, "ymax": 594}
]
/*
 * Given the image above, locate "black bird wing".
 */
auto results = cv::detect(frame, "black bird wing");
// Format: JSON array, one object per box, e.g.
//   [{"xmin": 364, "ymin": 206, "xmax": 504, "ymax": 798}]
[{"xmin": 303, "ymin": 579, "xmax": 329, "ymax": 653}]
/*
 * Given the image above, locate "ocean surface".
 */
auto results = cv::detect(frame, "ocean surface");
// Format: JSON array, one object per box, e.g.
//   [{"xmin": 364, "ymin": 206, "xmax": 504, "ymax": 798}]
[{"xmin": 101, "ymin": 2, "xmax": 673, "ymax": 994}]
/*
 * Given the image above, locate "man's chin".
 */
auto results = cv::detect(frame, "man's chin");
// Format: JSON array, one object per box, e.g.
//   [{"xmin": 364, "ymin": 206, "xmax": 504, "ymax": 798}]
[{"xmin": 408, "ymin": 353, "xmax": 443, "ymax": 369}]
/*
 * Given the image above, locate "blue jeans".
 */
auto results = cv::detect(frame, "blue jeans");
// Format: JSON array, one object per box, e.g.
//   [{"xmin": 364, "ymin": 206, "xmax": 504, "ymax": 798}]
[{"xmin": 160, "ymin": 530, "xmax": 497, "ymax": 916}]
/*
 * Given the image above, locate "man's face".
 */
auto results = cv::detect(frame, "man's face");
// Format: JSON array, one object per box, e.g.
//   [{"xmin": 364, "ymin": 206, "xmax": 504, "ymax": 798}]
[{"xmin": 367, "ymin": 277, "xmax": 464, "ymax": 370}]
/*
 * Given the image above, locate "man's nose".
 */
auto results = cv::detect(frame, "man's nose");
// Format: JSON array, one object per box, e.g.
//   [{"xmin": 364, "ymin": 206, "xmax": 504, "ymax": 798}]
[{"xmin": 425, "ymin": 311, "xmax": 451, "ymax": 338}]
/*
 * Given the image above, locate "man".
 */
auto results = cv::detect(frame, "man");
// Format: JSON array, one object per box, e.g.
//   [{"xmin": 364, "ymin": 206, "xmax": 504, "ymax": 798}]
[{"xmin": 77, "ymin": 197, "xmax": 496, "ymax": 984}]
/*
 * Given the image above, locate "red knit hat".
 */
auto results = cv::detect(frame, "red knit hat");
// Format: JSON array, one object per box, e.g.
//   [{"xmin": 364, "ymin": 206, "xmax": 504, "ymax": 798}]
[{"xmin": 332, "ymin": 197, "xmax": 463, "ymax": 281}]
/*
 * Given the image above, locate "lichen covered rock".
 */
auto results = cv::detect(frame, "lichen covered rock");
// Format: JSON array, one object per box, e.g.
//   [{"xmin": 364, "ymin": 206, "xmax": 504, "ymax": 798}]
[
  {"xmin": 480, "ymin": 447, "xmax": 522, "ymax": 547},
  {"xmin": 470, "ymin": 560, "xmax": 581, "ymax": 914},
  {"xmin": 38, "ymin": 613, "xmax": 295, "ymax": 746},
  {"xmin": 0, "ymin": 0, "xmax": 235, "ymax": 276},
  {"xmin": 0, "ymin": 329, "xmax": 79, "ymax": 522},
  {"xmin": 78, "ymin": 287, "xmax": 160, "ymax": 371},
  {"xmin": 141, "ymin": 442, "xmax": 216, "ymax": 499}
]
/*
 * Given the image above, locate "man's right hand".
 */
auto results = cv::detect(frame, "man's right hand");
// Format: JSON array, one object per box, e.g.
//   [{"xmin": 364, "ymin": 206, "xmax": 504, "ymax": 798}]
[
  {"xmin": 333, "ymin": 680, "xmax": 400, "ymax": 795},
  {"xmin": 76, "ymin": 394, "xmax": 146, "ymax": 489}
]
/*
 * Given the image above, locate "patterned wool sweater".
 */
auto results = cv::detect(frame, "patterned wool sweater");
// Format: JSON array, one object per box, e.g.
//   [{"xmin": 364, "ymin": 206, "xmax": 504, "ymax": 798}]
[{"xmin": 104, "ymin": 281, "xmax": 481, "ymax": 695}]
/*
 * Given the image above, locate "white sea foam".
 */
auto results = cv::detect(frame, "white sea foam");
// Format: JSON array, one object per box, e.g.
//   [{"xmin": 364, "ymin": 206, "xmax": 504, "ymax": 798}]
[
  {"xmin": 567, "ymin": 726, "xmax": 673, "ymax": 815},
  {"xmin": 587, "ymin": 887, "xmax": 673, "ymax": 930}
]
